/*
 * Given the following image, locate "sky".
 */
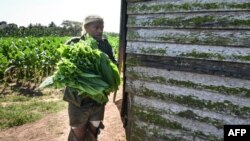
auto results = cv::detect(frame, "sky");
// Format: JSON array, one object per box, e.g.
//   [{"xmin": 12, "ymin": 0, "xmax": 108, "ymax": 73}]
[{"xmin": 0, "ymin": 0, "xmax": 121, "ymax": 33}]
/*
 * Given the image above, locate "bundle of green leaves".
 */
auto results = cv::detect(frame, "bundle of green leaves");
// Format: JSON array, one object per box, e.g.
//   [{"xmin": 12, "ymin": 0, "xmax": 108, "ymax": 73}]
[{"xmin": 39, "ymin": 36, "xmax": 120, "ymax": 104}]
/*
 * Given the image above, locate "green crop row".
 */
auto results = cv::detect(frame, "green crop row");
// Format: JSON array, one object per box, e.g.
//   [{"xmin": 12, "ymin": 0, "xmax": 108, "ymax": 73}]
[
  {"xmin": 0, "ymin": 37, "xmax": 68, "ymax": 83},
  {"xmin": 0, "ymin": 35, "xmax": 119, "ymax": 88}
]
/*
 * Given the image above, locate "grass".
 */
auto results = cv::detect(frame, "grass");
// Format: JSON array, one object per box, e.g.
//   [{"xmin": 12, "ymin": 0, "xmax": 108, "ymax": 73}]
[{"xmin": 0, "ymin": 89, "xmax": 67, "ymax": 130}]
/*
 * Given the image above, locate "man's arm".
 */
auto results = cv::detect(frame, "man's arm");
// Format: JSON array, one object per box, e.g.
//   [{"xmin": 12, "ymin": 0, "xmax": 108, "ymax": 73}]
[
  {"xmin": 103, "ymin": 39, "xmax": 118, "ymax": 65},
  {"xmin": 65, "ymin": 37, "xmax": 81, "ymax": 45}
]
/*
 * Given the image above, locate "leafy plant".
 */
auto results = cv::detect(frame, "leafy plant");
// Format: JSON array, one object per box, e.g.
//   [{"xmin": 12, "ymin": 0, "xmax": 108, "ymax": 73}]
[{"xmin": 39, "ymin": 35, "xmax": 120, "ymax": 104}]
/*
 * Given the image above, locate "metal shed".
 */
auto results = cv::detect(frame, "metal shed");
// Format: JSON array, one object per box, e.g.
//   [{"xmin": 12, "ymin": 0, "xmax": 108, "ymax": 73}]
[{"xmin": 118, "ymin": 0, "xmax": 250, "ymax": 140}]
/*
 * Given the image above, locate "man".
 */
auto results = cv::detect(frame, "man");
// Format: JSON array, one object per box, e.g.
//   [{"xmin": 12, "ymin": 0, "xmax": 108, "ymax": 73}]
[{"xmin": 64, "ymin": 15, "xmax": 117, "ymax": 141}]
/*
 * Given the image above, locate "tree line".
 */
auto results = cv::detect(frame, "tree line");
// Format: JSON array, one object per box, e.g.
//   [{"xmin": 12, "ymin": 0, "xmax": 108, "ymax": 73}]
[{"xmin": 0, "ymin": 20, "xmax": 82, "ymax": 37}]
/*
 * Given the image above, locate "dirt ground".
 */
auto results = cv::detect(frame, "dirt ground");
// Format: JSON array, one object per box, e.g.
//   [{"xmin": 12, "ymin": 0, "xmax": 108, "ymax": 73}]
[{"xmin": 0, "ymin": 87, "xmax": 126, "ymax": 141}]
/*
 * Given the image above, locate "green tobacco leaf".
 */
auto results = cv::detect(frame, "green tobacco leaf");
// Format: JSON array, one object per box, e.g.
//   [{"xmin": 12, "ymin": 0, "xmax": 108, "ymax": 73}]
[{"xmin": 41, "ymin": 35, "xmax": 120, "ymax": 104}]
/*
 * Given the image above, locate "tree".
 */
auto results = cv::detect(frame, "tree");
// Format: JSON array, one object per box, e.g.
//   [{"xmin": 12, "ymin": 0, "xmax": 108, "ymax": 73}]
[
  {"xmin": 48, "ymin": 22, "xmax": 56, "ymax": 28},
  {"xmin": 61, "ymin": 20, "xmax": 82, "ymax": 36},
  {"xmin": 0, "ymin": 21, "xmax": 7, "ymax": 29}
]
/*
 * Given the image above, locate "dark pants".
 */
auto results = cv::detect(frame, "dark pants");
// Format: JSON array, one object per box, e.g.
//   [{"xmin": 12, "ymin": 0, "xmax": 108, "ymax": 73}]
[{"xmin": 67, "ymin": 102, "xmax": 105, "ymax": 141}]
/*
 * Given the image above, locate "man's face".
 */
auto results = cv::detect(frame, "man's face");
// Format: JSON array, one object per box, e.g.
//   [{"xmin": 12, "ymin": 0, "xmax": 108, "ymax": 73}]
[{"xmin": 85, "ymin": 21, "xmax": 104, "ymax": 41}]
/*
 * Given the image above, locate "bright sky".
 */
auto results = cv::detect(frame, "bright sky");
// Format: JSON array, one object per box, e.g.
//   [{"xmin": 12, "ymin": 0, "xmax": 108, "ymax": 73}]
[{"xmin": 0, "ymin": 0, "xmax": 121, "ymax": 33}]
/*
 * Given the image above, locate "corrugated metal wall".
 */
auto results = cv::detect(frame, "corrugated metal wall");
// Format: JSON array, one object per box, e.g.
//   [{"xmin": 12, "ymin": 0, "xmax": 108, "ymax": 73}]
[{"xmin": 122, "ymin": 0, "xmax": 250, "ymax": 140}]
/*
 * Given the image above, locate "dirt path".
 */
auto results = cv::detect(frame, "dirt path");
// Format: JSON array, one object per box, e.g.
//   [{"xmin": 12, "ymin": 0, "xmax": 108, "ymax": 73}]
[{"xmin": 0, "ymin": 89, "xmax": 126, "ymax": 141}]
